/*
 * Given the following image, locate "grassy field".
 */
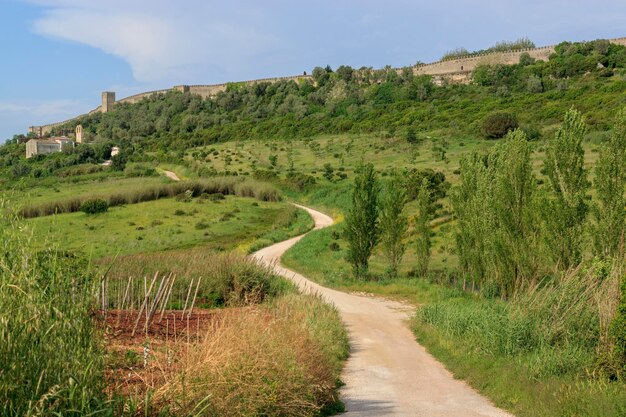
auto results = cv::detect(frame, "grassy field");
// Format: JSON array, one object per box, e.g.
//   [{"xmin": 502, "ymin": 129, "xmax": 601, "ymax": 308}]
[{"xmin": 29, "ymin": 196, "xmax": 312, "ymax": 259}]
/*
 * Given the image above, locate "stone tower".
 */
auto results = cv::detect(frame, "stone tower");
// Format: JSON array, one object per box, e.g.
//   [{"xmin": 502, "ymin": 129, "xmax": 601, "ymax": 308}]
[
  {"xmin": 75, "ymin": 124, "xmax": 83, "ymax": 143},
  {"xmin": 101, "ymin": 91, "xmax": 116, "ymax": 113}
]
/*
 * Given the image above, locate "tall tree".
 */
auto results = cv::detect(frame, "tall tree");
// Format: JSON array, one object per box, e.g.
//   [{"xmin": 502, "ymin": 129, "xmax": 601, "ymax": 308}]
[
  {"xmin": 415, "ymin": 178, "xmax": 432, "ymax": 277},
  {"xmin": 344, "ymin": 163, "xmax": 380, "ymax": 279},
  {"xmin": 453, "ymin": 130, "xmax": 540, "ymax": 296},
  {"xmin": 543, "ymin": 109, "xmax": 589, "ymax": 268},
  {"xmin": 452, "ymin": 153, "xmax": 489, "ymax": 285},
  {"xmin": 593, "ymin": 108, "xmax": 626, "ymax": 258},
  {"xmin": 490, "ymin": 129, "xmax": 540, "ymax": 294},
  {"xmin": 379, "ymin": 172, "xmax": 408, "ymax": 278}
]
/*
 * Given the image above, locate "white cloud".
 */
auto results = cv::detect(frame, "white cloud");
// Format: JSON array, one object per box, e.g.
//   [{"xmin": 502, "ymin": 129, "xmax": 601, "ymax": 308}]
[
  {"xmin": 28, "ymin": 1, "xmax": 280, "ymax": 83},
  {"xmin": 0, "ymin": 99, "xmax": 84, "ymax": 117}
]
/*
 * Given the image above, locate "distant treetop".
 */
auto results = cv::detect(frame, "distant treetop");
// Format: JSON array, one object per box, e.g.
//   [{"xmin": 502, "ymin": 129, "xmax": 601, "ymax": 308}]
[{"xmin": 442, "ymin": 37, "xmax": 536, "ymax": 61}]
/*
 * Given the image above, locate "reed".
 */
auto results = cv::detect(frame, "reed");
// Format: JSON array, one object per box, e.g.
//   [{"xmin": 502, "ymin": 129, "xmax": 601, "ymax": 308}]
[{"xmin": 20, "ymin": 177, "xmax": 281, "ymax": 218}]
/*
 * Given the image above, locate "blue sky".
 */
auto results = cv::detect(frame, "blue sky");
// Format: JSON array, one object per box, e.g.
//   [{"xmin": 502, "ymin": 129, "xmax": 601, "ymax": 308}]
[{"xmin": 1, "ymin": 0, "xmax": 626, "ymax": 141}]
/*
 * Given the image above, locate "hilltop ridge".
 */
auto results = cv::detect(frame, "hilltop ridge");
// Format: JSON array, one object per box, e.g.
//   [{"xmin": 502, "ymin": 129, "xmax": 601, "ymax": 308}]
[{"xmin": 28, "ymin": 36, "xmax": 626, "ymax": 137}]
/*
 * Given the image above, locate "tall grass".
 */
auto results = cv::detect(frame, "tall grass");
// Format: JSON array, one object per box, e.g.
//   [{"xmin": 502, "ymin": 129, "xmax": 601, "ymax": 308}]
[
  {"xmin": 152, "ymin": 293, "xmax": 348, "ymax": 416},
  {"xmin": 20, "ymin": 177, "xmax": 281, "ymax": 218},
  {"xmin": 0, "ymin": 204, "xmax": 104, "ymax": 416},
  {"xmin": 100, "ymin": 248, "xmax": 293, "ymax": 309},
  {"xmin": 415, "ymin": 262, "xmax": 623, "ymax": 379}
]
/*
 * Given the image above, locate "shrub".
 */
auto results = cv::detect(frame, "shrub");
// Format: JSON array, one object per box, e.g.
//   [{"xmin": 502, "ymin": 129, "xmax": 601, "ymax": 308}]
[
  {"xmin": 124, "ymin": 163, "xmax": 157, "ymax": 177},
  {"xmin": 329, "ymin": 242, "xmax": 341, "ymax": 251},
  {"xmin": 482, "ymin": 112, "xmax": 519, "ymax": 138},
  {"xmin": 285, "ymin": 171, "xmax": 316, "ymax": 191},
  {"xmin": 195, "ymin": 221, "xmax": 210, "ymax": 230},
  {"xmin": 80, "ymin": 199, "xmax": 108, "ymax": 215}
]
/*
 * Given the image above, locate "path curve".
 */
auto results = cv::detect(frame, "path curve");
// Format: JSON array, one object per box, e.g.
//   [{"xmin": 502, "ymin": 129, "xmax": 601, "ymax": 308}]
[
  {"xmin": 164, "ymin": 170, "xmax": 181, "ymax": 181},
  {"xmin": 253, "ymin": 204, "xmax": 514, "ymax": 417}
]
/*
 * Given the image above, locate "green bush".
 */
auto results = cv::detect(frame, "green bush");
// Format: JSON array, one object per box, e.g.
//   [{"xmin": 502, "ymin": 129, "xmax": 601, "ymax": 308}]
[
  {"xmin": 285, "ymin": 171, "xmax": 316, "ymax": 191},
  {"xmin": 482, "ymin": 112, "xmax": 519, "ymax": 138},
  {"xmin": 80, "ymin": 199, "xmax": 108, "ymax": 215}
]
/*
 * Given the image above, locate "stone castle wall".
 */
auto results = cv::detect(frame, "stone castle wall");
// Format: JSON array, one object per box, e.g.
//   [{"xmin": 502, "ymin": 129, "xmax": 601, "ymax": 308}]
[{"xmin": 28, "ymin": 37, "xmax": 626, "ymax": 135}]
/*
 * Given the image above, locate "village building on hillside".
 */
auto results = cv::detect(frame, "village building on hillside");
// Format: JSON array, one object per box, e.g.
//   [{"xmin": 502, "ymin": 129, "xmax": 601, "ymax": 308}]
[{"xmin": 25, "ymin": 137, "xmax": 75, "ymax": 158}]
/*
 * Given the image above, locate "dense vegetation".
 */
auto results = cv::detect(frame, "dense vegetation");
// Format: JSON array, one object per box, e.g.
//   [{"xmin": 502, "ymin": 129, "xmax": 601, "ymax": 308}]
[
  {"xmin": 2, "ymin": 39, "xmax": 625, "ymax": 180},
  {"xmin": 0, "ymin": 206, "xmax": 105, "ymax": 416},
  {"xmin": 0, "ymin": 206, "xmax": 346, "ymax": 416},
  {"xmin": 2, "ymin": 37, "xmax": 625, "ymax": 416}
]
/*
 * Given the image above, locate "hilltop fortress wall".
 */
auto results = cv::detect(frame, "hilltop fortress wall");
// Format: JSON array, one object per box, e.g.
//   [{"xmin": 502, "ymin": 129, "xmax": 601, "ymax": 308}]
[{"xmin": 28, "ymin": 37, "xmax": 626, "ymax": 136}]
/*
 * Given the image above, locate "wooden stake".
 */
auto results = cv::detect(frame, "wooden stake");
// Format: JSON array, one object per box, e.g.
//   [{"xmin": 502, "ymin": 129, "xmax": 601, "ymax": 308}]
[
  {"xmin": 145, "ymin": 274, "xmax": 168, "ymax": 331},
  {"xmin": 187, "ymin": 277, "xmax": 201, "ymax": 318},
  {"xmin": 121, "ymin": 276, "xmax": 132, "ymax": 310},
  {"xmin": 131, "ymin": 272, "xmax": 159, "ymax": 336},
  {"xmin": 159, "ymin": 274, "xmax": 177, "ymax": 323},
  {"xmin": 182, "ymin": 277, "xmax": 195, "ymax": 316}
]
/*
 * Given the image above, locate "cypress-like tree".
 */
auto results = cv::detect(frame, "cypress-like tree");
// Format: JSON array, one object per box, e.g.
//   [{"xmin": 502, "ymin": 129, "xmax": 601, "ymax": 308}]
[
  {"xmin": 379, "ymin": 172, "xmax": 408, "ymax": 278},
  {"xmin": 452, "ymin": 153, "xmax": 489, "ymax": 285},
  {"xmin": 453, "ymin": 130, "xmax": 539, "ymax": 296},
  {"xmin": 490, "ymin": 129, "xmax": 539, "ymax": 294},
  {"xmin": 344, "ymin": 163, "xmax": 380, "ymax": 279},
  {"xmin": 592, "ymin": 108, "xmax": 626, "ymax": 259},
  {"xmin": 543, "ymin": 109, "xmax": 589, "ymax": 268},
  {"xmin": 415, "ymin": 178, "xmax": 432, "ymax": 277}
]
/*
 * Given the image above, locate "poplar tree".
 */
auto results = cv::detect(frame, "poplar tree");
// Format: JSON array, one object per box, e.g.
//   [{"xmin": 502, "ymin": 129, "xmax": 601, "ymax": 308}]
[
  {"xmin": 344, "ymin": 163, "xmax": 380, "ymax": 279},
  {"xmin": 453, "ymin": 130, "xmax": 539, "ymax": 296},
  {"xmin": 415, "ymin": 178, "xmax": 432, "ymax": 277},
  {"xmin": 379, "ymin": 172, "xmax": 408, "ymax": 278},
  {"xmin": 592, "ymin": 108, "xmax": 626, "ymax": 259},
  {"xmin": 543, "ymin": 109, "xmax": 589, "ymax": 268},
  {"xmin": 452, "ymin": 153, "xmax": 489, "ymax": 285},
  {"xmin": 490, "ymin": 129, "xmax": 539, "ymax": 294}
]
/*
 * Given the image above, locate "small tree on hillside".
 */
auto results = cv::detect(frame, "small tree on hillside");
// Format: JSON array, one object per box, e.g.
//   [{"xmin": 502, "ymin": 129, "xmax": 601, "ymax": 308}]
[
  {"xmin": 415, "ymin": 178, "xmax": 432, "ymax": 277},
  {"xmin": 543, "ymin": 109, "xmax": 589, "ymax": 268},
  {"xmin": 482, "ymin": 112, "xmax": 519, "ymax": 139},
  {"xmin": 379, "ymin": 172, "xmax": 408, "ymax": 278},
  {"xmin": 344, "ymin": 163, "xmax": 380, "ymax": 279},
  {"xmin": 592, "ymin": 108, "xmax": 626, "ymax": 259}
]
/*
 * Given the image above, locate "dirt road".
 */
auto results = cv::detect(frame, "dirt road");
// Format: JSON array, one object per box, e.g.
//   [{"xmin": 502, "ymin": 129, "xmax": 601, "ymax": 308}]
[
  {"xmin": 164, "ymin": 170, "xmax": 180, "ymax": 181},
  {"xmin": 252, "ymin": 204, "xmax": 514, "ymax": 417}
]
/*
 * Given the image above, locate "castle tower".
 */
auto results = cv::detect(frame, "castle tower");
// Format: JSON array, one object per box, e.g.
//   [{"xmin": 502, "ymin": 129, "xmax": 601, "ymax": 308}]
[
  {"xmin": 101, "ymin": 91, "xmax": 116, "ymax": 113},
  {"xmin": 75, "ymin": 124, "xmax": 83, "ymax": 143}
]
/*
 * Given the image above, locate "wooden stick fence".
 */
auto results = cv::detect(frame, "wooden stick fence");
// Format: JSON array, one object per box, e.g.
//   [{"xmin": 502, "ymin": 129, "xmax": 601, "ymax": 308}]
[{"xmin": 97, "ymin": 271, "xmax": 206, "ymax": 336}]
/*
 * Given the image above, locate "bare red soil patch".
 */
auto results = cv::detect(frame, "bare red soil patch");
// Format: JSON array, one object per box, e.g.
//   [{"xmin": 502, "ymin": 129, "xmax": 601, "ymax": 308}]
[{"xmin": 98, "ymin": 308, "xmax": 242, "ymax": 397}]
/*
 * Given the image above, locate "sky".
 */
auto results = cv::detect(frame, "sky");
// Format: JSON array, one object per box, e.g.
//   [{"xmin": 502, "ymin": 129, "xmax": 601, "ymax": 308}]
[{"xmin": 1, "ymin": 0, "xmax": 626, "ymax": 141}]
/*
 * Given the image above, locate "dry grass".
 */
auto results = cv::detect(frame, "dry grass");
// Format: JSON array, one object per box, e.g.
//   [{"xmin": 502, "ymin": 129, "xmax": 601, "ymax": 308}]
[{"xmin": 149, "ymin": 294, "xmax": 347, "ymax": 417}]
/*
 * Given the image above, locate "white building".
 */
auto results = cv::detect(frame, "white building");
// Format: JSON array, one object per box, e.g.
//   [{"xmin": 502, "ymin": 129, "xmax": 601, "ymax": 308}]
[{"xmin": 25, "ymin": 137, "xmax": 75, "ymax": 158}]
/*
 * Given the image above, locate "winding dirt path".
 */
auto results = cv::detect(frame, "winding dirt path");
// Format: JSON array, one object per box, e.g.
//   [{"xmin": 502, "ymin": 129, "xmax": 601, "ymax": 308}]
[{"xmin": 253, "ymin": 204, "xmax": 514, "ymax": 417}]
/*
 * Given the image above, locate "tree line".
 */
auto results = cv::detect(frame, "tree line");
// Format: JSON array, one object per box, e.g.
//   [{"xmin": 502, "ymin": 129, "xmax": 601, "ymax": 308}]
[{"xmin": 344, "ymin": 108, "xmax": 625, "ymax": 299}]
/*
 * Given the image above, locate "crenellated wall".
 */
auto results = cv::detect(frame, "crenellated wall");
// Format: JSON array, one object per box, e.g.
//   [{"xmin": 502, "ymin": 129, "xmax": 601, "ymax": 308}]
[{"xmin": 28, "ymin": 37, "xmax": 626, "ymax": 135}]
